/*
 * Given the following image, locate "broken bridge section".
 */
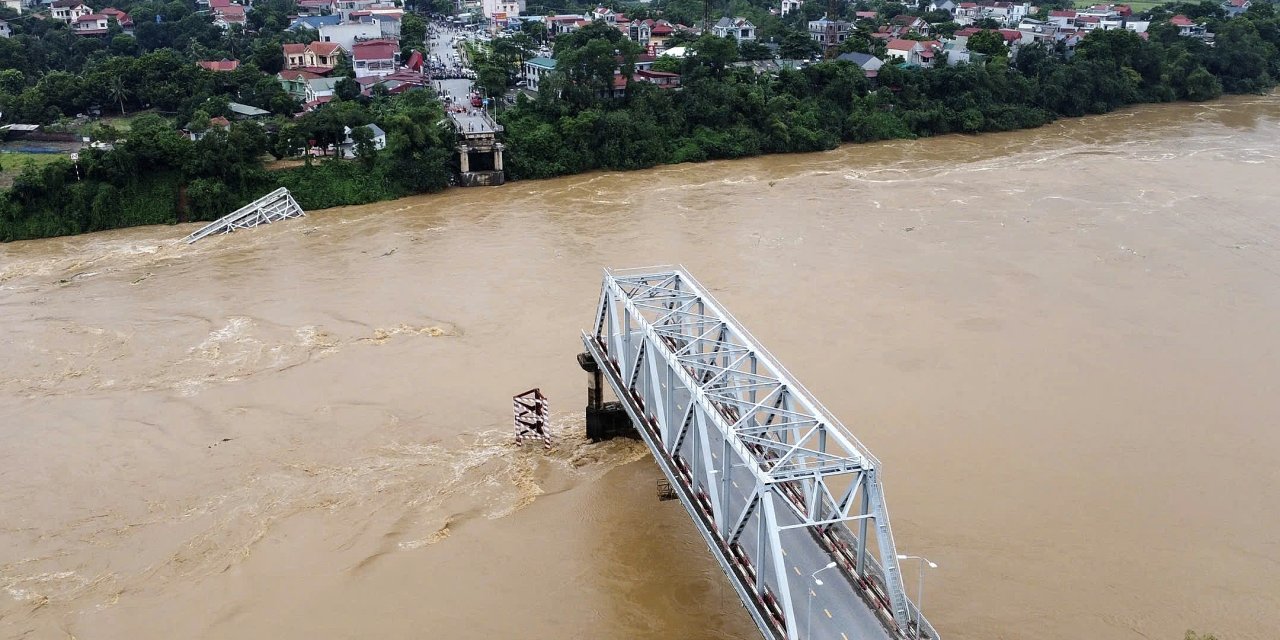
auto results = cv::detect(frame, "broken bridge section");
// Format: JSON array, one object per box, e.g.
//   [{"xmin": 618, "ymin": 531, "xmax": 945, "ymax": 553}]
[
  {"xmin": 450, "ymin": 110, "xmax": 505, "ymax": 187},
  {"xmin": 579, "ymin": 266, "xmax": 939, "ymax": 640},
  {"xmin": 182, "ymin": 187, "xmax": 305, "ymax": 244}
]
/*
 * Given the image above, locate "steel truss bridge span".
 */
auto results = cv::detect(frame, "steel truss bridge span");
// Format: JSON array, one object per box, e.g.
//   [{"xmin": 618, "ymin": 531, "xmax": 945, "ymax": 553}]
[{"xmin": 580, "ymin": 267, "xmax": 938, "ymax": 640}]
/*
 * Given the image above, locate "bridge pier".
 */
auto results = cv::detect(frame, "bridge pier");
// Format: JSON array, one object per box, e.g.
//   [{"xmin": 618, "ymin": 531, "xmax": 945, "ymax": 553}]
[{"xmin": 576, "ymin": 352, "xmax": 634, "ymax": 441}]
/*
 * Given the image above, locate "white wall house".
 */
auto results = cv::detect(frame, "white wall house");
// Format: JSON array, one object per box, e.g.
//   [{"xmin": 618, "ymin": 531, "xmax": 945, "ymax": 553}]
[{"xmin": 318, "ymin": 22, "xmax": 380, "ymax": 52}]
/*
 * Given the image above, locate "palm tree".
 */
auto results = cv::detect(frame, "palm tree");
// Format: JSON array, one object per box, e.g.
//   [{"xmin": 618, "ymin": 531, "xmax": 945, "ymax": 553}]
[{"xmin": 108, "ymin": 75, "xmax": 127, "ymax": 115}]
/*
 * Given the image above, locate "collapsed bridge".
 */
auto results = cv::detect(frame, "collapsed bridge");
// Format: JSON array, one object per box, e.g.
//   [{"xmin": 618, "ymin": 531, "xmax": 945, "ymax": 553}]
[{"xmin": 578, "ymin": 267, "xmax": 939, "ymax": 640}]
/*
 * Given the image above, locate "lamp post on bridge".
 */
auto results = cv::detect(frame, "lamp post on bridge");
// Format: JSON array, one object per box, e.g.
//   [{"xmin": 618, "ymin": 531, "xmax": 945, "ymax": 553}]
[
  {"xmin": 896, "ymin": 554, "xmax": 938, "ymax": 640},
  {"xmin": 805, "ymin": 561, "xmax": 838, "ymax": 640}
]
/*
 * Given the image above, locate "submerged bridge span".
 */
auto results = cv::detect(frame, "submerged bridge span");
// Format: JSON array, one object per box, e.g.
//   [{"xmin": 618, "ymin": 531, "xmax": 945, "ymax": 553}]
[{"xmin": 579, "ymin": 267, "xmax": 939, "ymax": 640}]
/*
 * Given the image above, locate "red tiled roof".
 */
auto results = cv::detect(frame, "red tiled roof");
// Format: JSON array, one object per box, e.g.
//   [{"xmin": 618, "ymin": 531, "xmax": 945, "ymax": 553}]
[
  {"xmin": 998, "ymin": 29, "xmax": 1021, "ymax": 41},
  {"xmin": 1169, "ymin": 14, "xmax": 1194, "ymax": 26},
  {"xmin": 209, "ymin": 116, "xmax": 231, "ymax": 127},
  {"xmin": 216, "ymin": 5, "xmax": 245, "ymax": 16},
  {"xmin": 351, "ymin": 40, "xmax": 397, "ymax": 60},
  {"xmin": 208, "ymin": 0, "xmax": 231, "ymax": 7},
  {"xmin": 956, "ymin": 26, "xmax": 981, "ymax": 36},
  {"xmin": 75, "ymin": 13, "xmax": 106, "ymax": 21},
  {"xmin": 855, "ymin": 11, "xmax": 878, "ymax": 18},
  {"xmin": 887, "ymin": 38, "xmax": 919, "ymax": 50},
  {"xmin": 198, "ymin": 59, "xmax": 240, "ymax": 71},
  {"xmin": 278, "ymin": 69, "xmax": 324, "ymax": 80},
  {"xmin": 52, "ymin": 0, "xmax": 86, "ymax": 7},
  {"xmin": 1049, "ymin": 9, "xmax": 1076, "ymax": 17}
]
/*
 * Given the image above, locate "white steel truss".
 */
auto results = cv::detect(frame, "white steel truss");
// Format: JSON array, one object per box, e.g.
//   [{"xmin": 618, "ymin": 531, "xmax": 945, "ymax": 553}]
[
  {"xmin": 182, "ymin": 187, "xmax": 306, "ymax": 244},
  {"xmin": 582, "ymin": 267, "xmax": 931, "ymax": 640}
]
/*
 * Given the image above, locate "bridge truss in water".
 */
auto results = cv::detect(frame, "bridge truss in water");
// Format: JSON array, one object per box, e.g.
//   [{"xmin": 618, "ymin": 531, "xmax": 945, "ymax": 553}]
[{"xmin": 580, "ymin": 267, "xmax": 938, "ymax": 640}]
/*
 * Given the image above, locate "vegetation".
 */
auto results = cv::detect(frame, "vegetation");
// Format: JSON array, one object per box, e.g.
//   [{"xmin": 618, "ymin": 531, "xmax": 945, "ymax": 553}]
[{"xmin": 498, "ymin": 6, "xmax": 1280, "ymax": 181}]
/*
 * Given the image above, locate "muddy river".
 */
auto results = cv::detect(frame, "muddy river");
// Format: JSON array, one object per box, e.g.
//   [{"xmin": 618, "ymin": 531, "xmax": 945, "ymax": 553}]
[{"xmin": 2, "ymin": 94, "xmax": 1279, "ymax": 640}]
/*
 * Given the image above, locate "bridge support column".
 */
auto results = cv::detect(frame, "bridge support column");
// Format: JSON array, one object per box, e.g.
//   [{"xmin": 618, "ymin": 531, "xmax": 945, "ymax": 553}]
[
  {"xmin": 456, "ymin": 145, "xmax": 470, "ymax": 173},
  {"xmin": 494, "ymin": 143, "xmax": 505, "ymax": 172},
  {"xmin": 577, "ymin": 352, "xmax": 634, "ymax": 441}
]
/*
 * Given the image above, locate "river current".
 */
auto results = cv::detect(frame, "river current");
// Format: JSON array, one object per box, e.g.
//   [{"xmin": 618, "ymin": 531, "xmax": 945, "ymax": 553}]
[{"xmin": 2, "ymin": 94, "xmax": 1279, "ymax": 640}]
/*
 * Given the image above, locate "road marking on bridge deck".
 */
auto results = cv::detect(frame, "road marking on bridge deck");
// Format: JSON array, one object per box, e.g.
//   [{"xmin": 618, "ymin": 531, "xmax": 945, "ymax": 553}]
[
  {"xmin": 732, "ymin": 480, "xmax": 739, "ymax": 488},
  {"xmin": 824, "ymin": 609, "xmax": 832, "ymax": 619},
  {"xmin": 841, "ymin": 633, "xmax": 849, "ymax": 640},
  {"xmin": 793, "ymin": 566, "xmax": 801, "ymax": 576}
]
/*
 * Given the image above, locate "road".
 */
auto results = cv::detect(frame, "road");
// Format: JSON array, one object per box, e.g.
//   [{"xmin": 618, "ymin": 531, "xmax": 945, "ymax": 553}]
[{"xmin": 426, "ymin": 24, "xmax": 475, "ymax": 106}]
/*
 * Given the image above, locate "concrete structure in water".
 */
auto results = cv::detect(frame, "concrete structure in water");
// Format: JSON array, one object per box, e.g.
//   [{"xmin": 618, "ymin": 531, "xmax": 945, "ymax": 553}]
[{"xmin": 451, "ymin": 110, "xmax": 505, "ymax": 187}]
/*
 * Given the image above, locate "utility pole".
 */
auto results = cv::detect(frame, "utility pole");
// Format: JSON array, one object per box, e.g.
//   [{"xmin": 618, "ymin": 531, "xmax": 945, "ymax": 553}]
[
  {"xmin": 824, "ymin": 0, "xmax": 839, "ymax": 59},
  {"xmin": 702, "ymin": 0, "xmax": 710, "ymax": 35}
]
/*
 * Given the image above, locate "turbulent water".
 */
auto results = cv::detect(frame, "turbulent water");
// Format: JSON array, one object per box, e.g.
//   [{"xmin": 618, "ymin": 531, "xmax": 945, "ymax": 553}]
[{"xmin": 3, "ymin": 94, "xmax": 1279, "ymax": 640}]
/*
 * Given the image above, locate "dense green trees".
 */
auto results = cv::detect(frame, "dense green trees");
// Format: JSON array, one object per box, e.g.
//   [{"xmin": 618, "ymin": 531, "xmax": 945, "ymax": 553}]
[
  {"xmin": 501, "ymin": 10, "xmax": 1280, "ymax": 181},
  {"xmin": 0, "ymin": 91, "xmax": 454, "ymax": 241}
]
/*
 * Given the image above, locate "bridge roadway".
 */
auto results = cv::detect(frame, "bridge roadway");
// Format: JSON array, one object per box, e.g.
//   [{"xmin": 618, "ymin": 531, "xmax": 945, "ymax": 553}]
[{"xmin": 582, "ymin": 267, "xmax": 937, "ymax": 640}]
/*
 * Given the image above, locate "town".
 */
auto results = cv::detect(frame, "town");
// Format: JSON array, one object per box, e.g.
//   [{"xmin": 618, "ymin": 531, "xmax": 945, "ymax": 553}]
[{"xmin": 0, "ymin": 0, "xmax": 1276, "ymax": 239}]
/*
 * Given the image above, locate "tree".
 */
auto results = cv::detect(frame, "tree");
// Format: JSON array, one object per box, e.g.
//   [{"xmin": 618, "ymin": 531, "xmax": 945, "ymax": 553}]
[
  {"xmin": 107, "ymin": 74, "xmax": 128, "ymax": 115},
  {"xmin": 335, "ymin": 77, "xmax": 361, "ymax": 101},
  {"xmin": 400, "ymin": 13, "xmax": 426, "ymax": 54},
  {"xmin": 738, "ymin": 40, "xmax": 773, "ymax": 61},
  {"xmin": 779, "ymin": 30, "xmax": 821, "ymax": 59},
  {"xmin": 967, "ymin": 30, "xmax": 1008, "ymax": 57}
]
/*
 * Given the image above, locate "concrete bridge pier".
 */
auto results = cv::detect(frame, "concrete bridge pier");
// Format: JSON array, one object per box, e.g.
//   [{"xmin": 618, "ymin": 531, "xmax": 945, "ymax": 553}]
[{"xmin": 576, "ymin": 352, "xmax": 633, "ymax": 441}]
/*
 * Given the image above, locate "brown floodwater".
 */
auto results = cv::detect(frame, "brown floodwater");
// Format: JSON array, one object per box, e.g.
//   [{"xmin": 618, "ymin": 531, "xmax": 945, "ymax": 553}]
[{"xmin": 3, "ymin": 94, "xmax": 1279, "ymax": 640}]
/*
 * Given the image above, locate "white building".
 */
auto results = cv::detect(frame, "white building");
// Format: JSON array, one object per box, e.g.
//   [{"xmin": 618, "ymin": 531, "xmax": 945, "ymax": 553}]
[
  {"xmin": 50, "ymin": 0, "xmax": 91, "ymax": 22},
  {"xmin": 483, "ymin": 0, "xmax": 523, "ymax": 18},
  {"xmin": 781, "ymin": 0, "xmax": 803, "ymax": 15},
  {"xmin": 712, "ymin": 16, "xmax": 756, "ymax": 41},
  {"xmin": 318, "ymin": 22, "xmax": 381, "ymax": 52},
  {"xmin": 339, "ymin": 124, "xmax": 387, "ymax": 158}
]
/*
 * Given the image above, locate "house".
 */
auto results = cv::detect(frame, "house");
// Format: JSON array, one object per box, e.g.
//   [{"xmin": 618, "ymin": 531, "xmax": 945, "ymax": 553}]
[
  {"xmin": 318, "ymin": 21, "xmax": 380, "ymax": 51},
  {"xmin": 289, "ymin": 14, "xmax": 342, "ymax": 30},
  {"xmin": 620, "ymin": 17, "xmax": 652, "ymax": 45},
  {"xmin": 835, "ymin": 51, "xmax": 884, "ymax": 76},
  {"xmin": 0, "ymin": 0, "xmax": 20, "ymax": 16},
  {"xmin": 523, "ymin": 56, "xmax": 555, "ymax": 91},
  {"xmin": 590, "ymin": 6, "xmax": 617, "ymax": 23},
  {"xmin": 72, "ymin": 13, "xmax": 109, "ymax": 35},
  {"xmin": 634, "ymin": 69, "xmax": 680, "ymax": 89},
  {"xmin": 0, "ymin": 20, "xmax": 10, "ymax": 38},
  {"xmin": 1169, "ymin": 14, "xmax": 1209, "ymax": 38},
  {"xmin": 338, "ymin": 124, "xmax": 386, "ymax": 158},
  {"xmin": 351, "ymin": 39, "xmax": 398, "ymax": 78},
  {"xmin": 781, "ymin": 0, "xmax": 803, "ymax": 16},
  {"xmin": 855, "ymin": 10, "xmax": 878, "ymax": 20},
  {"xmin": 1047, "ymin": 10, "xmax": 1076, "ymax": 27},
  {"xmin": 227, "ymin": 101, "xmax": 270, "ymax": 119},
  {"xmin": 188, "ymin": 116, "xmax": 231, "ymax": 141},
  {"xmin": 355, "ymin": 12, "xmax": 400, "ymax": 38},
  {"xmin": 212, "ymin": 4, "xmax": 246, "ymax": 28},
  {"xmin": 1221, "ymin": 0, "xmax": 1249, "ymax": 16},
  {"xmin": 885, "ymin": 38, "xmax": 939, "ymax": 66},
  {"xmin": 809, "ymin": 16, "xmax": 853, "ymax": 45},
  {"xmin": 483, "ymin": 0, "xmax": 522, "ymax": 18},
  {"xmin": 545, "ymin": 14, "xmax": 588, "ymax": 36},
  {"xmin": 51, "ymin": 0, "xmax": 92, "ymax": 23},
  {"xmin": 283, "ymin": 41, "xmax": 341, "ymax": 71},
  {"xmin": 198, "ymin": 58, "xmax": 240, "ymax": 71},
  {"xmin": 712, "ymin": 17, "xmax": 756, "ymax": 41},
  {"xmin": 304, "ymin": 77, "xmax": 341, "ymax": 108},
  {"xmin": 358, "ymin": 69, "xmax": 427, "ymax": 96},
  {"xmin": 646, "ymin": 19, "xmax": 677, "ymax": 48},
  {"xmin": 889, "ymin": 14, "xmax": 930, "ymax": 37},
  {"xmin": 928, "ymin": 0, "xmax": 956, "ymax": 14},
  {"xmin": 296, "ymin": 0, "xmax": 335, "ymax": 15},
  {"xmin": 278, "ymin": 69, "xmax": 326, "ymax": 101}
]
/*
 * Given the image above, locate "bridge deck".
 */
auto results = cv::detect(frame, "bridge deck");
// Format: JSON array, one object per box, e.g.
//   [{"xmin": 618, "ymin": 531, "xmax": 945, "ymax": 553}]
[{"xmin": 582, "ymin": 267, "xmax": 939, "ymax": 640}]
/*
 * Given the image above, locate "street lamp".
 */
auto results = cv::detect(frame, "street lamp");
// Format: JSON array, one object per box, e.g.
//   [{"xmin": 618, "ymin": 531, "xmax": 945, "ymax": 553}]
[
  {"xmin": 806, "ymin": 561, "xmax": 838, "ymax": 639},
  {"xmin": 896, "ymin": 554, "xmax": 938, "ymax": 640}
]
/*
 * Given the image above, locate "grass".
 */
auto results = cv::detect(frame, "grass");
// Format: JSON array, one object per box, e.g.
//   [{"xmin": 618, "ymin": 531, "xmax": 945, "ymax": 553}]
[
  {"xmin": 97, "ymin": 110, "xmax": 153, "ymax": 132},
  {"xmin": 1123, "ymin": 0, "xmax": 1176, "ymax": 12},
  {"xmin": 0, "ymin": 152, "xmax": 68, "ymax": 172}
]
